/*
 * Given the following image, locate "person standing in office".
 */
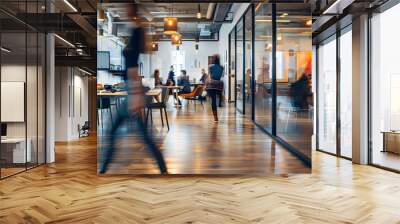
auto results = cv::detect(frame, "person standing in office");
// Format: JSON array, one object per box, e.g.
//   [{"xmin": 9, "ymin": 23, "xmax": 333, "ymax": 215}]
[
  {"xmin": 99, "ymin": 4, "xmax": 167, "ymax": 174},
  {"xmin": 206, "ymin": 54, "xmax": 224, "ymax": 122}
]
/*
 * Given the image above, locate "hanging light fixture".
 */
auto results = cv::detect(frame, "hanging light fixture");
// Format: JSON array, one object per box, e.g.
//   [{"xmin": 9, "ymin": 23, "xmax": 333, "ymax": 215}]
[
  {"xmin": 197, "ymin": 4, "xmax": 202, "ymax": 19},
  {"xmin": 195, "ymin": 36, "xmax": 199, "ymax": 54},
  {"xmin": 164, "ymin": 17, "xmax": 178, "ymax": 35},
  {"xmin": 151, "ymin": 42, "xmax": 158, "ymax": 51},
  {"xmin": 171, "ymin": 33, "xmax": 182, "ymax": 46},
  {"xmin": 98, "ymin": 9, "xmax": 105, "ymax": 22},
  {"xmin": 164, "ymin": 5, "xmax": 178, "ymax": 35}
]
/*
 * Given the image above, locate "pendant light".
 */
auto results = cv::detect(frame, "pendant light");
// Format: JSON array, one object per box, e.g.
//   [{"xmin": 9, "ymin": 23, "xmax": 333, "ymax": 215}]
[
  {"xmin": 151, "ymin": 42, "xmax": 158, "ymax": 51},
  {"xmin": 197, "ymin": 4, "xmax": 201, "ymax": 19},
  {"xmin": 195, "ymin": 36, "xmax": 199, "ymax": 54},
  {"xmin": 171, "ymin": 33, "xmax": 182, "ymax": 46},
  {"xmin": 164, "ymin": 4, "xmax": 178, "ymax": 35},
  {"xmin": 98, "ymin": 9, "xmax": 105, "ymax": 22}
]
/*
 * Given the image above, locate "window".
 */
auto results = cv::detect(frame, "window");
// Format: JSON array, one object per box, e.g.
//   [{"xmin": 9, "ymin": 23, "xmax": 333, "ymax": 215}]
[{"xmin": 370, "ymin": 3, "xmax": 400, "ymax": 171}]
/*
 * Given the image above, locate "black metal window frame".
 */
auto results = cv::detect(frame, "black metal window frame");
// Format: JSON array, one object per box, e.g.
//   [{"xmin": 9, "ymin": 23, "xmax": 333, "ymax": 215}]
[{"xmin": 314, "ymin": 21, "xmax": 353, "ymax": 161}]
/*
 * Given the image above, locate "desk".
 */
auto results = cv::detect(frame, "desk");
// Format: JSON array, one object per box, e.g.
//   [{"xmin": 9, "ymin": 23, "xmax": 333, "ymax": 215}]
[
  {"xmin": 1, "ymin": 138, "xmax": 31, "ymax": 163},
  {"xmin": 97, "ymin": 89, "xmax": 161, "ymax": 97},
  {"xmin": 382, "ymin": 131, "xmax": 400, "ymax": 154},
  {"xmin": 97, "ymin": 90, "xmax": 162, "ymax": 109}
]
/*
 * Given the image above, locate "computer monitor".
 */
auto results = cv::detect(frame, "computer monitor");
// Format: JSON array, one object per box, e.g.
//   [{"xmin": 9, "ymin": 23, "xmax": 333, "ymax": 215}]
[{"xmin": 1, "ymin": 123, "xmax": 7, "ymax": 137}]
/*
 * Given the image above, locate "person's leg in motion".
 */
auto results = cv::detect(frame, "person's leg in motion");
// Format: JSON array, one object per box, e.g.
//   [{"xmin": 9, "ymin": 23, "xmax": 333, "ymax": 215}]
[
  {"xmin": 135, "ymin": 116, "xmax": 168, "ymax": 174},
  {"xmin": 99, "ymin": 105, "xmax": 128, "ymax": 174},
  {"xmin": 208, "ymin": 89, "xmax": 218, "ymax": 122}
]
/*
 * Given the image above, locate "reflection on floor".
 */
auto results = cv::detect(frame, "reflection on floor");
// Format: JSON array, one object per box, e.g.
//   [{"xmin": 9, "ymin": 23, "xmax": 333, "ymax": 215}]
[
  {"xmin": 0, "ymin": 163, "xmax": 41, "ymax": 179},
  {"xmin": 1, "ymin": 136, "xmax": 400, "ymax": 223},
  {"xmin": 373, "ymin": 151, "xmax": 400, "ymax": 171},
  {"xmin": 98, "ymin": 100, "xmax": 310, "ymax": 175},
  {"xmin": 254, "ymin": 92, "xmax": 313, "ymax": 159}
]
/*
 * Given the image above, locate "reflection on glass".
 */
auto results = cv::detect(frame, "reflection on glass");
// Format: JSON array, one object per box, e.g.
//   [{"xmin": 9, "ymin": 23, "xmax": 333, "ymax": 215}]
[
  {"xmin": 229, "ymin": 31, "xmax": 236, "ymax": 102},
  {"xmin": 244, "ymin": 8, "xmax": 253, "ymax": 117},
  {"xmin": 317, "ymin": 36, "xmax": 337, "ymax": 154},
  {"xmin": 27, "ymin": 29, "xmax": 39, "ymax": 169},
  {"xmin": 38, "ymin": 31, "xmax": 46, "ymax": 165},
  {"xmin": 254, "ymin": 3, "xmax": 272, "ymax": 132},
  {"xmin": 1, "ymin": 26, "xmax": 28, "ymax": 177},
  {"xmin": 340, "ymin": 28, "xmax": 352, "ymax": 158},
  {"xmin": 236, "ymin": 19, "xmax": 244, "ymax": 113},
  {"xmin": 371, "ymin": 4, "xmax": 400, "ymax": 171},
  {"xmin": 276, "ymin": 4, "xmax": 313, "ymax": 159}
]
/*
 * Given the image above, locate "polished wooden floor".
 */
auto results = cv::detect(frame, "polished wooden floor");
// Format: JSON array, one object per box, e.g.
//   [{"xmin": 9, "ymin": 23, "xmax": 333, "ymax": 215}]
[
  {"xmin": 98, "ymin": 102, "xmax": 310, "ymax": 174},
  {"xmin": 1, "ymin": 136, "xmax": 400, "ymax": 223}
]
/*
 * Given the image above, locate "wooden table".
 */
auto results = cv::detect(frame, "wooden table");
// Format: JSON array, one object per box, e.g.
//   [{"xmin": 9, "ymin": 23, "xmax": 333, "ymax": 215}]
[
  {"xmin": 97, "ymin": 89, "xmax": 161, "ymax": 97},
  {"xmin": 97, "ymin": 89, "xmax": 162, "ymax": 108}
]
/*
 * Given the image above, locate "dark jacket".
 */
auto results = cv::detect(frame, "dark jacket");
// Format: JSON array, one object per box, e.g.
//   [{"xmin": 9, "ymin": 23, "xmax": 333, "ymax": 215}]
[
  {"xmin": 178, "ymin": 75, "xmax": 191, "ymax": 93},
  {"xmin": 123, "ymin": 26, "xmax": 145, "ymax": 69}
]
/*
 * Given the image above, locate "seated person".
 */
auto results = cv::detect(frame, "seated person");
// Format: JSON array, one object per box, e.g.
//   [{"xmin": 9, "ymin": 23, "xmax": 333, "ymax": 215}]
[
  {"xmin": 153, "ymin": 69, "xmax": 163, "ymax": 86},
  {"xmin": 176, "ymin": 70, "xmax": 191, "ymax": 105},
  {"xmin": 199, "ymin": 68, "xmax": 208, "ymax": 84},
  {"xmin": 177, "ymin": 70, "xmax": 191, "ymax": 94}
]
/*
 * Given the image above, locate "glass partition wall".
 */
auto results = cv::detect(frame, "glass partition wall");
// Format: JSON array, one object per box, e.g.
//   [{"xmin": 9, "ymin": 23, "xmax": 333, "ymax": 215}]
[
  {"xmin": 370, "ymin": 2, "xmax": 400, "ymax": 171},
  {"xmin": 0, "ymin": 1, "xmax": 46, "ymax": 179},
  {"xmin": 254, "ymin": 4, "xmax": 273, "ymax": 133},
  {"xmin": 244, "ymin": 8, "xmax": 253, "ymax": 118},
  {"xmin": 229, "ymin": 3, "xmax": 313, "ymax": 164},
  {"xmin": 276, "ymin": 4, "xmax": 313, "ymax": 159},
  {"xmin": 236, "ymin": 20, "xmax": 244, "ymax": 113}
]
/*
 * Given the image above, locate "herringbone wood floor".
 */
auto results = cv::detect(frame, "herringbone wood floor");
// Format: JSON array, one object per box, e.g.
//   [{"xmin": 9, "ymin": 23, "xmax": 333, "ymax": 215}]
[{"xmin": 1, "ymin": 135, "xmax": 400, "ymax": 223}]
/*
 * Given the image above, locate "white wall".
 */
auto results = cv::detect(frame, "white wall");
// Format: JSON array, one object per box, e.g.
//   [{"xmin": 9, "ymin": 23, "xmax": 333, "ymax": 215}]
[
  {"xmin": 97, "ymin": 70, "xmax": 124, "ymax": 85},
  {"xmin": 139, "ymin": 41, "xmax": 220, "ymax": 82},
  {"xmin": 55, "ymin": 67, "xmax": 89, "ymax": 141},
  {"xmin": 218, "ymin": 3, "xmax": 251, "ymax": 98}
]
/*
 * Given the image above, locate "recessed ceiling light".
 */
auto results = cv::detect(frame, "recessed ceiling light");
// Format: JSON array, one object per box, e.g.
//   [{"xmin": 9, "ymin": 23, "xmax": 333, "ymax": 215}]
[
  {"xmin": 63, "ymin": 0, "xmax": 78, "ymax": 12},
  {"xmin": 1, "ymin": 47, "xmax": 11, "ymax": 53},
  {"xmin": 306, "ymin": 20, "xmax": 312, "ymax": 26},
  {"xmin": 280, "ymin": 13, "xmax": 288, "ymax": 17},
  {"xmin": 54, "ymin": 34, "xmax": 75, "ymax": 48}
]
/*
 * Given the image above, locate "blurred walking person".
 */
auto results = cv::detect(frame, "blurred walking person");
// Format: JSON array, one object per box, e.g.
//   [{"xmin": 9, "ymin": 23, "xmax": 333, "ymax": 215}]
[
  {"xmin": 206, "ymin": 55, "xmax": 224, "ymax": 122},
  {"xmin": 99, "ymin": 4, "xmax": 167, "ymax": 174}
]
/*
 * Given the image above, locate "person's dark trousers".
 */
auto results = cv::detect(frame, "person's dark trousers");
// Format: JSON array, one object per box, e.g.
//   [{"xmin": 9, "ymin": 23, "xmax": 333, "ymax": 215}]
[
  {"xmin": 99, "ymin": 102, "xmax": 167, "ymax": 174},
  {"xmin": 207, "ymin": 89, "xmax": 218, "ymax": 112},
  {"xmin": 218, "ymin": 92, "xmax": 224, "ymax": 107}
]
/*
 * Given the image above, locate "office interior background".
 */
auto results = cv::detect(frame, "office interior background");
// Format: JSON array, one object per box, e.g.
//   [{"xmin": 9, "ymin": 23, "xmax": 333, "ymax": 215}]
[
  {"xmin": 0, "ymin": 0, "xmax": 399, "ymax": 223},
  {"xmin": 0, "ymin": 0, "xmax": 398, "ymax": 177},
  {"xmin": 96, "ymin": 2, "xmax": 313, "ymax": 174}
]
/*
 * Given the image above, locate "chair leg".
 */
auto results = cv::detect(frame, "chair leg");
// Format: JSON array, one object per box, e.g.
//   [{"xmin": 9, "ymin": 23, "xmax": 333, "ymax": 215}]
[
  {"xmin": 164, "ymin": 107, "xmax": 169, "ymax": 130},
  {"xmin": 160, "ymin": 108, "xmax": 164, "ymax": 127}
]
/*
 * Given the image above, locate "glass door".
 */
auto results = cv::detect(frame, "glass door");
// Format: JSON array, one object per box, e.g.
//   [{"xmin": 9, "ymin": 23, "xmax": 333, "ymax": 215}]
[
  {"xmin": 244, "ymin": 7, "xmax": 253, "ymax": 118},
  {"xmin": 317, "ymin": 36, "xmax": 337, "ymax": 155},
  {"xmin": 236, "ymin": 19, "xmax": 244, "ymax": 113},
  {"xmin": 339, "ymin": 27, "xmax": 352, "ymax": 158}
]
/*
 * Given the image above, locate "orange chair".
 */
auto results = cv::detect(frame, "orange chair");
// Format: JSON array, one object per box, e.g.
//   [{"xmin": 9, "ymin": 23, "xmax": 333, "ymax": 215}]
[{"xmin": 179, "ymin": 85, "xmax": 204, "ymax": 110}]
